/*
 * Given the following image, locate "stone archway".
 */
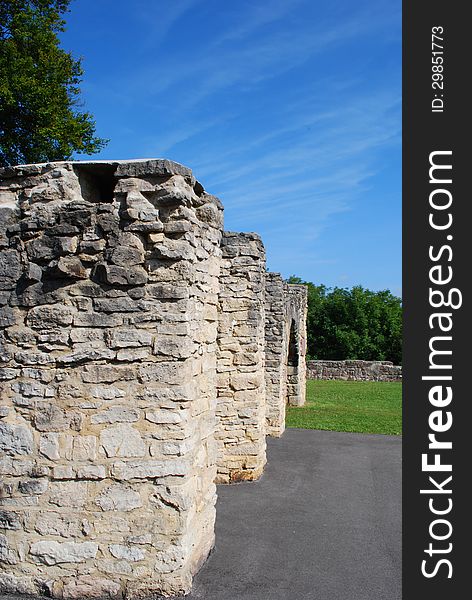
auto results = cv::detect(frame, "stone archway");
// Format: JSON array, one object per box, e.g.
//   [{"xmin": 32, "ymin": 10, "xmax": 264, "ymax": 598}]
[
  {"xmin": 264, "ymin": 276, "xmax": 307, "ymax": 437},
  {"xmin": 284, "ymin": 284, "xmax": 307, "ymax": 408},
  {"xmin": 286, "ymin": 318, "xmax": 300, "ymax": 406}
]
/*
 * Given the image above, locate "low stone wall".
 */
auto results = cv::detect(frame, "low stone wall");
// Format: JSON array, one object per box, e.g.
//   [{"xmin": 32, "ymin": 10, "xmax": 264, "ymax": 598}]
[{"xmin": 306, "ymin": 360, "xmax": 402, "ymax": 382}]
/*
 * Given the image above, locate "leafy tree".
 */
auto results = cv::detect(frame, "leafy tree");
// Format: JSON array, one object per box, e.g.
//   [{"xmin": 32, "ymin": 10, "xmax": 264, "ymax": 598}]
[
  {"xmin": 287, "ymin": 276, "xmax": 402, "ymax": 364},
  {"xmin": 0, "ymin": 0, "xmax": 107, "ymax": 166}
]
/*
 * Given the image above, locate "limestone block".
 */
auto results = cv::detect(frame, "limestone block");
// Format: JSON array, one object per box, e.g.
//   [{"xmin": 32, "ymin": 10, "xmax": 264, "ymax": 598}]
[
  {"xmin": 95, "ymin": 484, "xmax": 142, "ymax": 512},
  {"xmin": 0, "ymin": 534, "xmax": 18, "ymax": 565},
  {"xmin": 0, "ymin": 510, "xmax": 21, "ymax": 530},
  {"xmin": 68, "ymin": 436, "xmax": 97, "ymax": 461},
  {"xmin": 91, "ymin": 406, "xmax": 140, "ymax": 424},
  {"xmin": 0, "ymin": 573, "xmax": 37, "ymax": 595},
  {"xmin": 33, "ymin": 403, "xmax": 81, "ymax": 432},
  {"xmin": 100, "ymin": 424, "xmax": 145, "ymax": 458},
  {"xmin": 30, "ymin": 540, "xmax": 98, "ymax": 565},
  {"xmin": 76, "ymin": 465, "xmax": 106, "ymax": 480},
  {"xmin": 18, "ymin": 479, "xmax": 48, "ymax": 495},
  {"xmin": 34, "ymin": 513, "xmax": 86, "ymax": 538},
  {"xmin": 52, "ymin": 466, "xmax": 75, "ymax": 480},
  {"xmin": 0, "ymin": 423, "xmax": 34, "ymax": 455},
  {"xmin": 82, "ymin": 365, "xmax": 135, "ymax": 383},
  {"xmin": 39, "ymin": 433, "xmax": 64, "ymax": 460},
  {"xmin": 109, "ymin": 544, "xmax": 145, "ymax": 562},
  {"xmin": 145, "ymin": 409, "xmax": 186, "ymax": 424},
  {"xmin": 48, "ymin": 482, "xmax": 88, "ymax": 508},
  {"xmin": 111, "ymin": 459, "xmax": 188, "ymax": 480},
  {"xmin": 105, "ymin": 329, "xmax": 152, "ymax": 349},
  {"xmin": 62, "ymin": 576, "xmax": 121, "ymax": 599}
]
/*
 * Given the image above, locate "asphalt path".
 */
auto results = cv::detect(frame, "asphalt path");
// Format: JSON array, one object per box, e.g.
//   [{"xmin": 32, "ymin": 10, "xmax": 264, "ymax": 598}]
[
  {"xmin": 185, "ymin": 428, "xmax": 401, "ymax": 600},
  {"xmin": 1, "ymin": 429, "xmax": 401, "ymax": 600}
]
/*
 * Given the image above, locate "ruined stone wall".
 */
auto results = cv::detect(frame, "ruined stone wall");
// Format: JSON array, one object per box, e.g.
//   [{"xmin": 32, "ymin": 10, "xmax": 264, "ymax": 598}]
[
  {"xmin": 264, "ymin": 273, "xmax": 288, "ymax": 438},
  {"xmin": 0, "ymin": 160, "xmax": 222, "ymax": 598},
  {"xmin": 0, "ymin": 158, "xmax": 309, "ymax": 598},
  {"xmin": 264, "ymin": 280, "xmax": 308, "ymax": 435},
  {"xmin": 285, "ymin": 284, "xmax": 308, "ymax": 407},
  {"xmin": 215, "ymin": 233, "xmax": 266, "ymax": 483},
  {"xmin": 307, "ymin": 360, "xmax": 402, "ymax": 381}
]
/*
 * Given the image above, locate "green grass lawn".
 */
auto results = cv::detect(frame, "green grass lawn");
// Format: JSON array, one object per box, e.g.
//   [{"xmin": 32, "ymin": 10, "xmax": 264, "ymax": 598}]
[{"xmin": 286, "ymin": 380, "xmax": 402, "ymax": 435}]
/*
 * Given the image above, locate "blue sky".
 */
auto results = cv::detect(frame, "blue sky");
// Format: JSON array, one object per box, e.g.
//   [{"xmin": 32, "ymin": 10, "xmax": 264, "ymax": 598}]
[{"xmin": 62, "ymin": 0, "xmax": 401, "ymax": 295}]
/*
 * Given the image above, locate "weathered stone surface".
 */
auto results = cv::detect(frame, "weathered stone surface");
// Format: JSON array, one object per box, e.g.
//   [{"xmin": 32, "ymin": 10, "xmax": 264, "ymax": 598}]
[
  {"xmin": 0, "ymin": 158, "xmax": 306, "ymax": 600},
  {"xmin": 30, "ymin": 540, "xmax": 98, "ymax": 565},
  {"xmin": 63, "ymin": 576, "xmax": 121, "ymax": 599},
  {"xmin": 34, "ymin": 513, "xmax": 84, "ymax": 538},
  {"xmin": 39, "ymin": 432, "xmax": 60, "ymax": 459},
  {"xmin": 145, "ymin": 409, "xmax": 184, "ymax": 424},
  {"xmin": 0, "ymin": 510, "xmax": 21, "ymax": 530},
  {"xmin": 68, "ymin": 435, "xmax": 97, "ymax": 461},
  {"xmin": 109, "ymin": 544, "xmax": 145, "ymax": 562},
  {"xmin": 82, "ymin": 365, "xmax": 135, "ymax": 383},
  {"xmin": 33, "ymin": 403, "xmax": 81, "ymax": 432},
  {"xmin": 216, "ymin": 233, "xmax": 267, "ymax": 483},
  {"xmin": 0, "ymin": 572, "xmax": 37, "ymax": 595},
  {"xmin": 100, "ymin": 424, "xmax": 145, "ymax": 458},
  {"xmin": 51, "ymin": 465, "xmax": 75, "ymax": 480},
  {"xmin": 76, "ymin": 465, "xmax": 106, "ymax": 480},
  {"xmin": 105, "ymin": 329, "xmax": 152, "ymax": 349},
  {"xmin": 111, "ymin": 459, "xmax": 188, "ymax": 480},
  {"xmin": 94, "ymin": 263, "xmax": 147, "ymax": 286},
  {"xmin": 0, "ymin": 422, "xmax": 34, "ymax": 455},
  {"xmin": 95, "ymin": 484, "xmax": 142, "ymax": 512},
  {"xmin": 48, "ymin": 482, "xmax": 88, "ymax": 508},
  {"xmin": 91, "ymin": 406, "xmax": 140, "ymax": 424},
  {"xmin": 0, "ymin": 534, "xmax": 18, "ymax": 565},
  {"xmin": 51, "ymin": 256, "xmax": 87, "ymax": 279},
  {"xmin": 0, "ymin": 250, "xmax": 21, "ymax": 285},
  {"xmin": 93, "ymin": 296, "xmax": 142, "ymax": 313},
  {"xmin": 18, "ymin": 479, "xmax": 48, "ymax": 495},
  {"xmin": 147, "ymin": 283, "xmax": 189, "ymax": 300}
]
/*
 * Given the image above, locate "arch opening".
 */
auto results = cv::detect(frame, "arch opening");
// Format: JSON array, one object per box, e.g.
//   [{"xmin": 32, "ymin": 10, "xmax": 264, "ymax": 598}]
[{"xmin": 286, "ymin": 319, "xmax": 300, "ymax": 406}]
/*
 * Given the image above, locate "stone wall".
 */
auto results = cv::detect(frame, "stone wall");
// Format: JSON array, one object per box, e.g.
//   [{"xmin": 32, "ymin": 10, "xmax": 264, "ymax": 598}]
[
  {"xmin": 0, "ymin": 159, "xmax": 308, "ymax": 599},
  {"xmin": 285, "ymin": 285, "xmax": 308, "ymax": 407},
  {"xmin": 0, "ymin": 160, "xmax": 222, "ymax": 598},
  {"xmin": 306, "ymin": 360, "xmax": 402, "ymax": 381},
  {"xmin": 264, "ymin": 274, "xmax": 287, "ymax": 438},
  {"xmin": 264, "ymin": 279, "xmax": 308, "ymax": 437},
  {"xmin": 215, "ymin": 233, "xmax": 267, "ymax": 483}
]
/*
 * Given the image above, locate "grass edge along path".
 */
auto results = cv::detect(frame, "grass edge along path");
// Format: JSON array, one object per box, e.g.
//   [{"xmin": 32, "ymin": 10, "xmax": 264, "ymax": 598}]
[{"xmin": 286, "ymin": 379, "xmax": 402, "ymax": 436}]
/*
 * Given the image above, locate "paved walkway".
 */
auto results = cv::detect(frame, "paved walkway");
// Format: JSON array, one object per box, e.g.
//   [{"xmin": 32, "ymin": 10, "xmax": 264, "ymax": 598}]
[{"xmin": 185, "ymin": 429, "xmax": 401, "ymax": 600}]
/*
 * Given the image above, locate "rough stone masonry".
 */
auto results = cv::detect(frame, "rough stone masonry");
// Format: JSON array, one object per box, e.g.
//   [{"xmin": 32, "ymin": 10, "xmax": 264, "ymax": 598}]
[{"xmin": 0, "ymin": 159, "xmax": 307, "ymax": 599}]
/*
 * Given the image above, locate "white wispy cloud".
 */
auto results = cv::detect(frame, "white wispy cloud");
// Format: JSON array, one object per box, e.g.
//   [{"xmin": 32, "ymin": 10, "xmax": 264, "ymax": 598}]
[{"xmin": 76, "ymin": 0, "xmax": 400, "ymax": 288}]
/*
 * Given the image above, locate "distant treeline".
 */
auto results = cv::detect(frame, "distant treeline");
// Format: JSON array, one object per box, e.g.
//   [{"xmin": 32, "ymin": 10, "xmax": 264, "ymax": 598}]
[{"xmin": 288, "ymin": 277, "xmax": 402, "ymax": 365}]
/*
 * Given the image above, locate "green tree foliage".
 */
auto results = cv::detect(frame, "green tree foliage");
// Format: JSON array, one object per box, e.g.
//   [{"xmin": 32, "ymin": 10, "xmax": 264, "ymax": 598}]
[
  {"xmin": 0, "ymin": 0, "xmax": 107, "ymax": 166},
  {"xmin": 288, "ymin": 276, "xmax": 402, "ymax": 364}
]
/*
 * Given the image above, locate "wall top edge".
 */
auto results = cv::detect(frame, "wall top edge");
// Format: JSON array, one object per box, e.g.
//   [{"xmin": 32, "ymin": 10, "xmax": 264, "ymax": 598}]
[{"xmin": 0, "ymin": 158, "xmax": 193, "ymax": 180}]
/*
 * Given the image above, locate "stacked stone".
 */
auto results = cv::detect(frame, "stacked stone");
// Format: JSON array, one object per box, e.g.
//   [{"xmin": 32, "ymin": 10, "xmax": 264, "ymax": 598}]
[
  {"xmin": 285, "ymin": 285, "xmax": 308, "ymax": 407},
  {"xmin": 306, "ymin": 360, "xmax": 402, "ymax": 381},
  {"xmin": 215, "ymin": 233, "xmax": 267, "ymax": 483},
  {"xmin": 0, "ymin": 159, "xmax": 222, "ymax": 599},
  {"xmin": 264, "ymin": 273, "xmax": 288, "ymax": 438}
]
